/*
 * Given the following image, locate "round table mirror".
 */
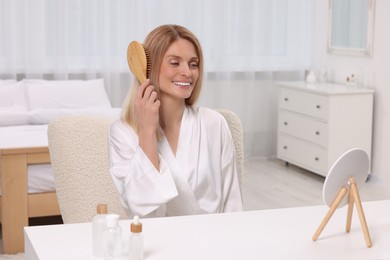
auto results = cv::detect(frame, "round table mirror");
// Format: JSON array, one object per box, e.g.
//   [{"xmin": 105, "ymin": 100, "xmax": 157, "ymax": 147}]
[{"xmin": 323, "ymin": 148, "xmax": 369, "ymax": 208}]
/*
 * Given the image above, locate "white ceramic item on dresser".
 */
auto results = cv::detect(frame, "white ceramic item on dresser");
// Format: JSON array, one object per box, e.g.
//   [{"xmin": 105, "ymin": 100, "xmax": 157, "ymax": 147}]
[{"xmin": 277, "ymin": 81, "xmax": 374, "ymax": 177}]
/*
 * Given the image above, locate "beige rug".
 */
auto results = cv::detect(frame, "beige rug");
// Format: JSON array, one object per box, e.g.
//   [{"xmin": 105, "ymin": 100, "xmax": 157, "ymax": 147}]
[
  {"xmin": 0, "ymin": 254, "xmax": 24, "ymax": 260},
  {"xmin": 0, "ymin": 241, "xmax": 25, "ymax": 260}
]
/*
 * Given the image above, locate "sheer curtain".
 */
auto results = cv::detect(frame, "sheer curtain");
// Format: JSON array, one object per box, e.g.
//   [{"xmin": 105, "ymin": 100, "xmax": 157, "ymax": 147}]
[{"xmin": 0, "ymin": 0, "xmax": 315, "ymax": 159}]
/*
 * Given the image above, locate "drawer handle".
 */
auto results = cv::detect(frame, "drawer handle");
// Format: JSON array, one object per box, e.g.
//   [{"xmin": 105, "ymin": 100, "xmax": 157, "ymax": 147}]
[
  {"xmin": 283, "ymin": 146, "xmax": 288, "ymax": 150},
  {"xmin": 284, "ymin": 122, "xmax": 288, "ymax": 126},
  {"xmin": 315, "ymin": 157, "xmax": 319, "ymax": 161},
  {"xmin": 316, "ymin": 105, "xmax": 321, "ymax": 109},
  {"xmin": 284, "ymin": 97, "xmax": 289, "ymax": 102},
  {"xmin": 315, "ymin": 131, "xmax": 320, "ymax": 135}
]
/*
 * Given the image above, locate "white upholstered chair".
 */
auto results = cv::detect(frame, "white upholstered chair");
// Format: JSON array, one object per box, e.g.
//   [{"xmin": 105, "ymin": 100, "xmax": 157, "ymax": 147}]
[
  {"xmin": 48, "ymin": 110, "xmax": 243, "ymax": 223},
  {"xmin": 48, "ymin": 116, "xmax": 127, "ymax": 223},
  {"xmin": 216, "ymin": 109, "xmax": 244, "ymax": 191}
]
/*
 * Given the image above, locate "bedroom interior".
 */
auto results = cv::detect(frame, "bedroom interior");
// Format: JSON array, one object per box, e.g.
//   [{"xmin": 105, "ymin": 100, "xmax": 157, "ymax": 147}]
[{"xmin": 1, "ymin": 0, "xmax": 390, "ymax": 258}]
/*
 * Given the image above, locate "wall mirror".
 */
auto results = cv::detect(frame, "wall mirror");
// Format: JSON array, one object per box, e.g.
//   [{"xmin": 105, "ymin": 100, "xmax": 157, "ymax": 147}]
[{"xmin": 328, "ymin": 0, "xmax": 376, "ymax": 57}]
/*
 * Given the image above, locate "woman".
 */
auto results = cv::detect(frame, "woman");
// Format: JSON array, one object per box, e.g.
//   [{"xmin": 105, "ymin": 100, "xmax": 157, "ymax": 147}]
[{"xmin": 109, "ymin": 24, "xmax": 243, "ymax": 218}]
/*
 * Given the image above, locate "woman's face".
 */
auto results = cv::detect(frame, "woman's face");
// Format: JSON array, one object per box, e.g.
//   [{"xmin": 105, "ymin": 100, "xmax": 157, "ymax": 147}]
[{"xmin": 158, "ymin": 38, "xmax": 199, "ymax": 101}]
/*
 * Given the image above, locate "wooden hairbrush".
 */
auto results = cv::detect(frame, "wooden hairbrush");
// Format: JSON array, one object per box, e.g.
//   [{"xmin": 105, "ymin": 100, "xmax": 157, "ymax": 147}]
[{"xmin": 127, "ymin": 41, "xmax": 150, "ymax": 83}]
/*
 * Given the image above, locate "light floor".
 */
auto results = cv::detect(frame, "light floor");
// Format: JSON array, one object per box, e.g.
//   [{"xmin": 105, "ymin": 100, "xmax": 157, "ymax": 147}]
[
  {"xmin": 1, "ymin": 158, "xmax": 390, "ymax": 258},
  {"xmin": 242, "ymin": 158, "xmax": 390, "ymax": 211}
]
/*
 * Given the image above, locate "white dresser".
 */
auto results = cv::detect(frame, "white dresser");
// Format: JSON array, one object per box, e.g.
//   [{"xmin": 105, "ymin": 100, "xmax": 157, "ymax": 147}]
[{"xmin": 277, "ymin": 81, "xmax": 374, "ymax": 177}]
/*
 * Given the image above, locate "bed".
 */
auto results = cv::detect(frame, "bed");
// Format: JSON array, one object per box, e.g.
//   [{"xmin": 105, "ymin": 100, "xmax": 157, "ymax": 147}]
[{"xmin": 0, "ymin": 78, "xmax": 121, "ymax": 253}]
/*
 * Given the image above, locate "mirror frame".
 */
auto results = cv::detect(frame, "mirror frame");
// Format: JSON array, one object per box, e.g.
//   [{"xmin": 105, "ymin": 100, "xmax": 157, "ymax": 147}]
[{"xmin": 327, "ymin": 0, "xmax": 376, "ymax": 57}]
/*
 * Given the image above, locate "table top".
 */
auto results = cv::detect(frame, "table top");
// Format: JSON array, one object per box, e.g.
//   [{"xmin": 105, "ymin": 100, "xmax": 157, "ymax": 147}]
[{"xmin": 25, "ymin": 200, "xmax": 390, "ymax": 260}]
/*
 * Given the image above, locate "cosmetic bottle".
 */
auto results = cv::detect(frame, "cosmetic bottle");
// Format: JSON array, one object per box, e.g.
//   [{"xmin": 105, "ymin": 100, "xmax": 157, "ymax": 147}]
[
  {"xmin": 306, "ymin": 70, "xmax": 316, "ymax": 84},
  {"xmin": 92, "ymin": 204, "xmax": 108, "ymax": 257},
  {"xmin": 104, "ymin": 214, "xmax": 123, "ymax": 260},
  {"xmin": 129, "ymin": 216, "xmax": 143, "ymax": 260},
  {"xmin": 318, "ymin": 67, "xmax": 328, "ymax": 83}
]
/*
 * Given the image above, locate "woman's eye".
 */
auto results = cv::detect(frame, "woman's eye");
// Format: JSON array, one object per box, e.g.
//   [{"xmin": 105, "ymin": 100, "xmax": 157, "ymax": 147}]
[
  {"xmin": 190, "ymin": 62, "xmax": 198, "ymax": 68},
  {"xmin": 170, "ymin": 60, "xmax": 179, "ymax": 66}
]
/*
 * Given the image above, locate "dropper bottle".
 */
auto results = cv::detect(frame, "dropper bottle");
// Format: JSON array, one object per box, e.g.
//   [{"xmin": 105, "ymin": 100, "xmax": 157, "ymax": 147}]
[
  {"xmin": 129, "ymin": 215, "xmax": 143, "ymax": 260},
  {"xmin": 92, "ymin": 204, "xmax": 108, "ymax": 257}
]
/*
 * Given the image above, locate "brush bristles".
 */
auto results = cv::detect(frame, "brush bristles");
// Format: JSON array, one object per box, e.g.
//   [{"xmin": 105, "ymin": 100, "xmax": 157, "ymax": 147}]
[{"xmin": 143, "ymin": 45, "xmax": 151, "ymax": 79}]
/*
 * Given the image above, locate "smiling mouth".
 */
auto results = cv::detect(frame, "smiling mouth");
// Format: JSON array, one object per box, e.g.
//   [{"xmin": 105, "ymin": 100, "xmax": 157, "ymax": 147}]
[{"xmin": 173, "ymin": 81, "xmax": 192, "ymax": 88}]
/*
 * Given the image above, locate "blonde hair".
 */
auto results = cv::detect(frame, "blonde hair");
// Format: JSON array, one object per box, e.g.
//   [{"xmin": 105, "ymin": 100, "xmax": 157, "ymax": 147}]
[{"xmin": 122, "ymin": 24, "xmax": 204, "ymax": 134}]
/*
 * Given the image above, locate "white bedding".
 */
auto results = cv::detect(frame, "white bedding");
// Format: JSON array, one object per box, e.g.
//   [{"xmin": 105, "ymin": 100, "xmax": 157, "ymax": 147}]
[
  {"xmin": 0, "ymin": 109, "xmax": 121, "ymax": 194},
  {"xmin": 0, "ymin": 78, "xmax": 121, "ymax": 194},
  {"xmin": 27, "ymin": 164, "xmax": 56, "ymax": 193},
  {"xmin": 0, "ymin": 124, "xmax": 52, "ymax": 194},
  {"xmin": 0, "ymin": 124, "xmax": 49, "ymax": 148}
]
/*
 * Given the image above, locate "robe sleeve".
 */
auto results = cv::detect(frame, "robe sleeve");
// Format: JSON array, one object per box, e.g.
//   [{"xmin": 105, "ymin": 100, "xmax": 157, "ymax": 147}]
[
  {"xmin": 108, "ymin": 120, "xmax": 178, "ymax": 218},
  {"xmin": 220, "ymin": 118, "xmax": 244, "ymax": 212}
]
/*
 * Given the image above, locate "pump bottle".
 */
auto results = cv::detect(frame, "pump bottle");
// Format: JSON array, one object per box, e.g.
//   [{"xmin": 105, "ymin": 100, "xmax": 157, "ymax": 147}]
[
  {"xmin": 129, "ymin": 215, "xmax": 143, "ymax": 260},
  {"xmin": 92, "ymin": 204, "xmax": 108, "ymax": 257},
  {"xmin": 104, "ymin": 214, "xmax": 122, "ymax": 260}
]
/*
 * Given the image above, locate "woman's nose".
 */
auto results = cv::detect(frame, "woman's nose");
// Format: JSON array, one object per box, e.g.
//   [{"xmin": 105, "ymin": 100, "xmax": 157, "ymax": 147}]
[{"xmin": 180, "ymin": 64, "xmax": 192, "ymax": 77}]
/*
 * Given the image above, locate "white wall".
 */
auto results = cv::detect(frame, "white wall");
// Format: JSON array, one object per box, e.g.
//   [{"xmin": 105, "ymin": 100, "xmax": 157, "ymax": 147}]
[
  {"xmin": 313, "ymin": 0, "xmax": 390, "ymax": 183},
  {"xmin": 198, "ymin": 71, "xmax": 304, "ymax": 160}
]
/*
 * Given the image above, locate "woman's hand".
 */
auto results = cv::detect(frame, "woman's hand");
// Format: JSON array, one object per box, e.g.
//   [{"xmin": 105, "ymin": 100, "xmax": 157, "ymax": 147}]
[
  {"xmin": 135, "ymin": 79, "xmax": 161, "ymax": 134},
  {"xmin": 135, "ymin": 79, "xmax": 161, "ymax": 171}
]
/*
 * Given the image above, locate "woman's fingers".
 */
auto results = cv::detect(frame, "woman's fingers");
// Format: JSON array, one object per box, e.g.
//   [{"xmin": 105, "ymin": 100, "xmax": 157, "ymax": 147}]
[
  {"xmin": 137, "ymin": 79, "xmax": 159, "ymax": 104},
  {"xmin": 149, "ymin": 90, "xmax": 158, "ymax": 103},
  {"xmin": 137, "ymin": 79, "xmax": 150, "ymax": 100}
]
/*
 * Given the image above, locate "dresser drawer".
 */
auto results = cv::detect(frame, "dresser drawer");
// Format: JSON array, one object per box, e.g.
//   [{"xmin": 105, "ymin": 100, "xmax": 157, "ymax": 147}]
[
  {"xmin": 277, "ymin": 134, "xmax": 327, "ymax": 175},
  {"xmin": 278, "ymin": 111, "xmax": 328, "ymax": 147},
  {"xmin": 277, "ymin": 82, "xmax": 374, "ymax": 177},
  {"xmin": 279, "ymin": 88, "xmax": 329, "ymax": 120}
]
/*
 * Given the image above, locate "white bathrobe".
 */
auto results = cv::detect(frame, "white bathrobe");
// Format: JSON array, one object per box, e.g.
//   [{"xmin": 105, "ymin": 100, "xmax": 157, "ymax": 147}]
[{"xmin": 109, "ymin": 106, "xmax": 243, "ymax": 218}]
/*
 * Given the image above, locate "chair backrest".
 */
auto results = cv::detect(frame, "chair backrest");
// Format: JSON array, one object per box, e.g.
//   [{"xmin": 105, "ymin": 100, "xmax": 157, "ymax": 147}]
[
  {"xmin": 216, "ymin": 109, "xmax": 244, "ymax": 191},
  {"xmin": 48, "ymin": 116, "xmax": 127, "ymax": 224}
]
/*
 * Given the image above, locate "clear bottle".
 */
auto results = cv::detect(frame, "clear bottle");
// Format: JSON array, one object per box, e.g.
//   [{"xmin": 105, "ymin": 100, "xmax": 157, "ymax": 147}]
[
  {"xmin": 129, "ymin": 216, "xmax": 143, "ymax": 260},
  {"xmin": 104, "ymin": 214, "xmax": 123, "ymax": 260},
  {"xmin": 306, "ymin": 70, "xmax": 317, "ymax": 84},
  {"xmin": 92, "ymin": 204, "xmax": 108, "ymax": 257}
]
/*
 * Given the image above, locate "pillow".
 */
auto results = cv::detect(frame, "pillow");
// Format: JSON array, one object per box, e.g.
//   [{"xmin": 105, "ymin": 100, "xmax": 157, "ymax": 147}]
[
  {"xmin": 24, "ymin": 78, "xmax": 112, "ymax": 110},
  {"xmin": 0, "ymin": 79, "xmax": 17, "ymax": 86},
  {"xmin": 0, "ymin": 81, "xmax": 28, "ymax": 111},
  {"xmin": 0, "ymin": 111, "xmax": 30, "ymax": 126}
]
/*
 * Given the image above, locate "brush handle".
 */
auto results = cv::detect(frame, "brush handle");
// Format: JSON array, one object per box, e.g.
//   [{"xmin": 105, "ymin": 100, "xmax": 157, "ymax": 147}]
[{"xmin": 127, "ymin": 41, "xmax": 147, "ymax": 83}]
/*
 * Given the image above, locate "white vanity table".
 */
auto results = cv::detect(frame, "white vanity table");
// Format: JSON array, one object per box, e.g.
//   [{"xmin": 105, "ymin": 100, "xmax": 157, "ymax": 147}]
[
  {"xmin": 24, "ymin": 200, "xmax": 390, "ymax": 259},
  {"xmin": 277, "ymin": 81, "xmax": 374, "ymax": 177}
]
